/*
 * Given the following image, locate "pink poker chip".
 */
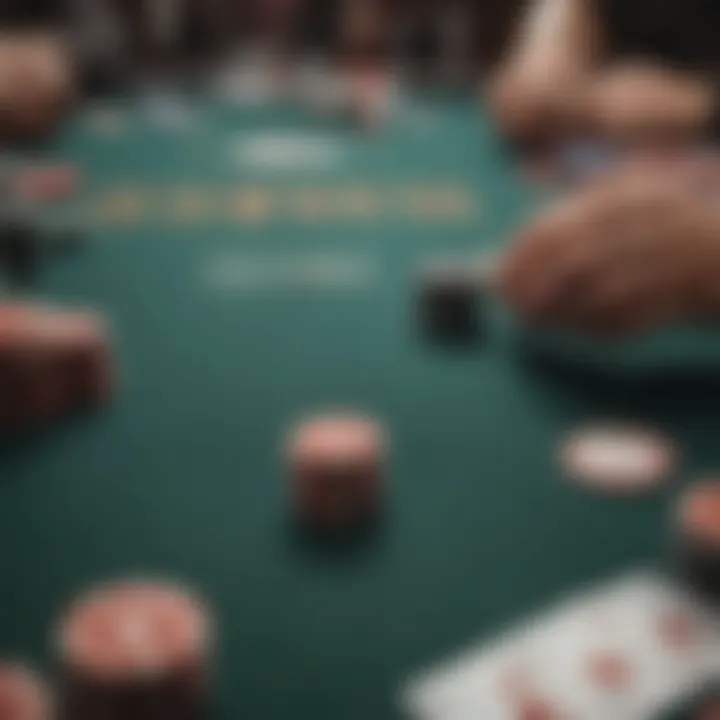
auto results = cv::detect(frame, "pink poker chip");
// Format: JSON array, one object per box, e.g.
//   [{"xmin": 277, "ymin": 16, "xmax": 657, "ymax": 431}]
[
  {"xmin": 58, "ymin": 579, "xmax": 212, "ymax": 683},
  {"xmin": 286, "ymin": 413, "xmax": 386, "ymax": 525},
  {"xmin": 560, "ymin": 424, "xmax": 677, "ymax": 494},
  {"xmin": 678, "ymin": 480, "xmax": 720, "ymax": 548},
  {"xmin": 0, "ymin": 663, "xmax": 52, "ymax": 720},
  {"xmin": 287, "ymin": 413, "xmax": 385, "ymax": 471}
]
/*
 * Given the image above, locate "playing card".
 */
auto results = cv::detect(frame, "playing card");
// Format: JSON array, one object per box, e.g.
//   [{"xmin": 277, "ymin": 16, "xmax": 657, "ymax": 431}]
[{"xmin": 402, "ymin": 571, "xmax": 720, "ymax": 720}]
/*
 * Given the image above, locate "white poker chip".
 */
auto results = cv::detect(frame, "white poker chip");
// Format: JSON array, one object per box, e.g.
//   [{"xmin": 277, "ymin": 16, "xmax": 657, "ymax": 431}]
[{"xmin": 560, "ymin": 424, "xmax": 677, "ymax": 494}]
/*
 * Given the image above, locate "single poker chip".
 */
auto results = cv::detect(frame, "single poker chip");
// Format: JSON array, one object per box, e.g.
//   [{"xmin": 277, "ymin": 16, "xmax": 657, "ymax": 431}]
[
  {"xmin": 287, "ymin": 413, "xmax": 386, "ymax": 526},
  {"xmin": 0, "ymin": 663, "xmax": 52, "ymax": 720},
  {"xmin": 57, "ymin": 579, "xmax": 213, "ymax": 720},
  {"xmin": 288, "ymin": 413, "xmax": 384, "ymax": 466},
  {"xmin": 678, "ymin": 480, "xmax": 720, "ymax": 548},
  {"xmin": 418, "ymin": 261, "xmax": 481, "ymax": 343},
  {"xmin": 16, "ymin": 164, "xmax": 79, "ymax": 203},
  {"xmin": 560, "ymin": 423, "xmax": 677, "ymax": 494},
  {"xmin": 675, "ymin": 480, "xmax": 720, "ymax": 601},
  {"xmin": 0, "ymin": 305, "xmax": 112, "ymax": 428},
  {"xmin": 0, "ymin": 305, "xmax": 113, "ymax": 428},
  {"xmin": 0, "ymin": 304, "xmax": 106, "ymax": 351},
  {"xmin": 57, "ymin": 579, "xmax": 212, "ymax": 683}
]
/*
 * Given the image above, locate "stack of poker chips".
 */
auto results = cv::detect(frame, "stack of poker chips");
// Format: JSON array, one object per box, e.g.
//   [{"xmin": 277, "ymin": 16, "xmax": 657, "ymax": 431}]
[
  {"xmin": 286, "ymin": 413, "xmax": 386, "ymax": 529},
  {"xmin": 56, "ymin": 579, "xmax": 214, "ymax": 720},
  {"xmin": 0, "ymin": 304, "xmax": 113, "ymax": 432}
]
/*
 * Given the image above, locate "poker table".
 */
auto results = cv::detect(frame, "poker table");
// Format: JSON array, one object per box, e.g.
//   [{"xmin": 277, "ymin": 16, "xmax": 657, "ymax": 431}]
[{"xmin": 1, "ymin": 94, "xmax": 719, "ymax": 719}]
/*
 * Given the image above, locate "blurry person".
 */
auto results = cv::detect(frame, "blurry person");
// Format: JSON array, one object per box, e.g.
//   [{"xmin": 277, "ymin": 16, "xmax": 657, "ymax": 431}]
[
  {"xmin": 117, "ymin": 0, "xmax": 237, "ymax": 74},
  {"xmin": 249, "ymin": 0, "xmax": 305, "ymax": 85},
  {"xmin": 297, "ymin": 0, "xmax": 338, "ymax": 57},
  {"xmin": 0, "ymin": 0, "xmax": 76, "ymax": 141},
  {"xmin": 252, "ymin": 0, "xmax": 304, "ymax": 55},
  {"xmin": 397, "ymin": 0, "xmax": 443, "ymax": 84},
  {"xmin": 435, "ymin": 1, "xmax": 477, "ymax": 86},
  {"xmin": 488, "ymin": 0, "xmax": 719, "ymax": 147},
  {"xmin": 64, "ymin": 0, "xmax": 136, "ymax": 97},
  {"xmin": 0, "ymin": 32, "xmax": 76, "ymax": 141},
  {"xmin": 0, "ymin": 0, "xmax": 68, "ymax": 27},
  {"xmin": 396, "ymin": 0, "xmax": 475, "ymax": 86},
  {"xmin": 488, "ymin": 0, "xmax": 600, "ymax": 145},
  {"xmin": 338, "ymin": 0, "xmax": 394, "ymax": 129},
  {"xmin": 498, "ymin": 161, "xmax": 720, "ymax": 336}
]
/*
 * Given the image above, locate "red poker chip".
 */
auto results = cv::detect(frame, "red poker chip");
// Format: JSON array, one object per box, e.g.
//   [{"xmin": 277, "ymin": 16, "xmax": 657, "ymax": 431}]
[
  {"xmin": 58, "ymin": 579, "xmax": 212, "ymax": 683},
  {"xmin": 287, "ymin": 413, "xmax": 386, "ymax": 524},
  {"xmin": 16, "ymin": 164, "xmax": 79, "ymax": 204},
  {"xmin": 560, "ymin": 423, "xmax": 677, "ymax": 494},
  {"xmin": 288, "ymin": 413, "xmax": 385, "ymax": 468},
  {"xmin": 0, "ymin": 663, "xmax": 52, "ymax": 720},
  {"xmin": 0, "ymin": 304, "xmax": 107, "ymax": 353},
  {"xmin": 0, "ymin": 304, "xmax": 113, "ymax": 426},
  {"xmin": 678, "ymin": 480, "xmax": 720, "ymax": 548}
]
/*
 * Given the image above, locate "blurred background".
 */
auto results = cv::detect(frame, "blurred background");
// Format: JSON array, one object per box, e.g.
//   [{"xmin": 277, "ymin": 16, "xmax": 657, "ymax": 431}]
[{"xmin": 0, "ymin": 0, "xmax": 526, "ymax": 141}]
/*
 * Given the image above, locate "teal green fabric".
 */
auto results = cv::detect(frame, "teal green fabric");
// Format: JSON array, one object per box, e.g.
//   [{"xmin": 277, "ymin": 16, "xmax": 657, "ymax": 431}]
[{"xmin": 0, "ymin": 98, "xmax": 715, "ymax": 719}]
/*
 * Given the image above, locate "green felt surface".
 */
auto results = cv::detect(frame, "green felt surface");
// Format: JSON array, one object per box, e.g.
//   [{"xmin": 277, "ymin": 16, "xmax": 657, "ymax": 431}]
[{"xmin": 0, "ymin": 96, "xmax": 718, "ymax": 719}]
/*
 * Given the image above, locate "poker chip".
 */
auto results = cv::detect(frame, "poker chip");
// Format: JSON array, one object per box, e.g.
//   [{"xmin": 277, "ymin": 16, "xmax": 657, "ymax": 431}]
[
  {"xmin": 418, "ymin": 261, "xmax": 481, "ymax": 343},
  {"xmin": 16, "ymin": 164, "xmax": 79, "ymax": 204},
  {"xmin": 0, "ymin": 663, "xmax": 52, "ymax": 720},
  {"xmin": 560, "ymin": 424, "xmax": 677, "ymax": 494},
  {"xmin": 678, "ymin": 481, "xmax": 720, "ymax": 548},
  {"xmin": 0, "ymin": 304, "xmax": 113, "ymax": 430},
  {"xmin": 675, "ymin": 481, "xmax": 720, "ymax": 601},
  {"xmin": 58, "ymin": 579, "xmax": 211, "ymax": 680},
  {"xmin": 57, "ymin": 578, "xmax": 212, "ymax": 720},
  {"xmin": 286, "ymin": 413, "xmax": 386, "ymax": 527}
]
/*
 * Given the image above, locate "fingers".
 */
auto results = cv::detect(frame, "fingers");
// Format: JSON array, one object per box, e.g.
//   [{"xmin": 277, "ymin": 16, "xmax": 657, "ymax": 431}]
[
  {"xmin": 500, "ymin": 189, "xmax": 609, "ymax": 319},
  {"xmin": 585, "ymin": 63, "xmax": 714, "ymax": 146},
  {"xmin": 498, "ymin": 174, "xmax": 720, "ymax": 337},
  {"xmin": 488, "ymin": 66, "xmax": 578, "ymax": 145}
]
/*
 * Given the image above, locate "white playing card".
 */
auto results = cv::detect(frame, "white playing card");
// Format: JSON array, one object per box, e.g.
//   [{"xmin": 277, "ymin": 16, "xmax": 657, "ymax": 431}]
[{"xmin": 402, "ymin": 570, "xmax": 720, "ymax": 720}]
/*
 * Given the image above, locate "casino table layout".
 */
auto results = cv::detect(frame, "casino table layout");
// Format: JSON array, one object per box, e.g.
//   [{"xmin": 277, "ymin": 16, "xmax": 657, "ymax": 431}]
[{"xmin": 1, "ymin": 94, "xmax": 720, "ymax": 720}]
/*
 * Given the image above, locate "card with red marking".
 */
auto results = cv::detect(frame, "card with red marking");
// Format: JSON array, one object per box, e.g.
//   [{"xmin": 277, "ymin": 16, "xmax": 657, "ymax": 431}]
[{"xmin": 402, "ymin": 572, "xmax": 719, "ymax": 720}]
